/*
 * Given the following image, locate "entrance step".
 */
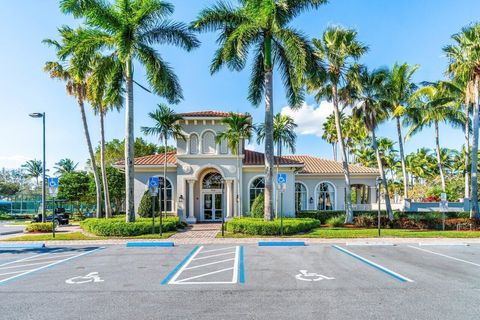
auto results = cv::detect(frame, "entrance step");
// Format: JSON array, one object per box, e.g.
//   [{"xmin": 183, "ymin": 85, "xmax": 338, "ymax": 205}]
[{"xmin": 170, "ymin": 223, "xmax": 221, "ymax": 240}]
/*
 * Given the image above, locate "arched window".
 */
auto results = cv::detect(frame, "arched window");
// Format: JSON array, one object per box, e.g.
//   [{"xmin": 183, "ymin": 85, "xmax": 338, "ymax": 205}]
[
  {"xmin": 295, "ymin": 182, "xmax": 308, "ymax": 211},
  {"xmin": 202, "ymin": 172, "xmax": 223, "ymax": 190},
  {"xmin": 315, "ymin": 182, "xmax": 335, "ymax": 211},
  {"xmin": 249, "ymin": 176, "xmax": 265, "ymax": 208},
  {"xmin": 157, "ymin": 178, "xmax": 173, "ymax": 212},
  {"xmin": 219, "ymin": 139, "xmax": 228, "ymax": 154},
  {"xmin": 189, "ymin": 134, "xmax": 198, "ymax": 154},
  {"xmin": 202, "ymin": 131, "xmax": 216, "ymax": 154}
]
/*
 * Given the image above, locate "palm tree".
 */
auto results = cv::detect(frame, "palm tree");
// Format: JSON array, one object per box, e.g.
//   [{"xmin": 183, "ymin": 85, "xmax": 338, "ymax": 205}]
[
  {"xmin": 192, "ymin": 0, "xmax": 325, "ymax": 221},
  {"xmin": 256, "ymin": 113, "xmax": 297, "ymax": 217},
  {"xmin": 141, "ymin": 104, "xmax": 185, "ymax": 220},
  {"xmin": 308, "ymin": 27, "xmax": 368, "ymax": 224},
  {"xmin": 21, "ymin": 160, "xmax": 44, "ymax": 187},
  {"xmin": 443, "ymin": 25, "xmax": 480, "ymax": 217},
  {"xmin": 216, "ymin": 113, "xmax": 254, "ymax": 217},
  {"xmin": 60, "ymin": 0, "xmax": 200, "ymax": 222},
  {"xmin": 384, "ymin": 63, "xmax": 419, "ymax": 200},
  {"xmin": 87, "ymin": 54, "xmax": 124, "ymax": 219},
  {"xmin": 408, "ymin": 82, "xmax": 465, "ymax": 193},
  {"xmin": 54, "ymin": 158, "xmax": 78, "ymax": 176},
  {"xmin": 322, "ymin": 113, "xmax": 339, "ymax": 160},
  {"xmin": 350, "ymin": 66, "xmax": 393, "ymax": 219},
  {"xmin": 43, "ymin": 27, "xmax": 103, "ymax": 218}
]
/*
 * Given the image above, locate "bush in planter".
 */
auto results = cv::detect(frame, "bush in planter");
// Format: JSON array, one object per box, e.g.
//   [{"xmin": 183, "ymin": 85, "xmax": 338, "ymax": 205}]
[
  {"xmin": 225, "ymin": 217, "xmax": 320, "ymax": 235},
  {"xmin": 80, "ymin": 217, "xmax": 181, "ymax": 236},
  {"xmin": 250, "ymin": 193, "xmax": 264, "ymax": 218},
  {"xmin": 26, "ymin": 222, "xmax": 53, "ymax": 233}
]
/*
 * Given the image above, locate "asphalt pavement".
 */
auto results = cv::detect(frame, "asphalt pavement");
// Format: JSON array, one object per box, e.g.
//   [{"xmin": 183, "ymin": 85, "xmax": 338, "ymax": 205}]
[{"xmin": 1, "ymin": 242, "xmax": 480, "ymax": 320}]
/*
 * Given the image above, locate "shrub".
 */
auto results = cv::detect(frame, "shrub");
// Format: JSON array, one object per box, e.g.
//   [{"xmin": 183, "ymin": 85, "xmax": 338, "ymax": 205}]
[
  {"xmin": 326, "ymin": 216, "xmax": 344, "ymax": 227},
  {"xmin": 80, "ymin": 217, "xmax": 181, "ymax": 236},
  {"xmin": 226, "ymin": 217, "xmax": 320, "ymax": 235},
  {"xmin": 353, "ymin": 215, "xmax": 390, "ymax": 228},
  {"xmin": 250, "ymin": 193, "xmax": 264, "ymax": 218},
  {"xmin": 26, "ymin": 223, "xmax": 53, "ymax": 233},
  {"xmin": 137, "ymin": 191, "xmax": 159, "ymax": 218}
]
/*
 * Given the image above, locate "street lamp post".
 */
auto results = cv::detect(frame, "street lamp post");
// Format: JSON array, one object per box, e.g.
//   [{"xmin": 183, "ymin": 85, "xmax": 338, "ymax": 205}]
[{"xmin": 29, "ymin": 112, "xmax": 46, "ymax": 223}]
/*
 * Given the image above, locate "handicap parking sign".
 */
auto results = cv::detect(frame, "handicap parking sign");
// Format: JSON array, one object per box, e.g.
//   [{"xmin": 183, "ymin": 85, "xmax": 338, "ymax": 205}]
[
  {"xmin": 48, "ymin": 177, "xmax": 59, "ymax": 188},
  {"xmin": 148, "ymin": 176, "xmax": 159, "ymax": 195},
  {"xmin": 277, "ymin": 173, "xmax": 287, "ymax": 184}
]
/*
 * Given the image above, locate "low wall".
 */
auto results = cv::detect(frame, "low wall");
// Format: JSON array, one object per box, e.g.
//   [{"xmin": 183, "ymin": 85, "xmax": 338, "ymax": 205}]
[{"xmin": 404, "ymin": 199, "xmax": 470, "ymax": 212}]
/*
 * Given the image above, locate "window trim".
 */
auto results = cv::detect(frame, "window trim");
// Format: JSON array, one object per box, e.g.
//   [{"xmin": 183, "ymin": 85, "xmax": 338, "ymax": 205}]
[{"xmin": 294, "ymin": 181, "xmax": 309, "ymax": 211}]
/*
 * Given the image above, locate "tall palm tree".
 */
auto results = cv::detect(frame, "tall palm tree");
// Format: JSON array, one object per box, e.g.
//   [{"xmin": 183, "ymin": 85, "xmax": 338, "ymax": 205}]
[
  {"xmin": 54, "ymin": 158, "xmax": 78, "ymax": 176},
  {"xmin": 443, "ymin": 25, "xmax": 480, "ymax": 217},
  {"xmin": 141, "ymin": 104, "xmax": 185, "ymax": 220},
  {"xmin": 192, "ymin": 0, "xmax": 325, "ymax": 221},
  {"xmin": 21, "ymin": 160, "xmax": 44, "ymax": 187},
  {"xmin": 61, "ymin": 0, "xmax": 200, "ymax": 222},
  {"xmin": 308, "ymin": 27, "xmax": 368, "ymax": 224},
  {"xmin": 408, "ymin": 83, "xmax": 465, "ymax": 193},
  {"xmin": 350, "ymin": 66, "xmax": 393, "ymax": 219},
  {"xmin": 256, "ymin": 113, "xmax": 297, "ymax": 217},
  {"xmin": 384, "ymin": 62, "xmax": 419, "ymax": 200},
  {"xmin": 216, "ymin": 113, "xmax": 253, "ymax": 217},
  {"xmin": 43, "ymin": 27, "xmax": 102, "ymax": 218},
  {"xmin": 87, "ymin": 54, "xmax": 124, "ymax": 218},
  {"xmin": 322, "ymin": 113, "xmax": 339, "ymax": 160}
]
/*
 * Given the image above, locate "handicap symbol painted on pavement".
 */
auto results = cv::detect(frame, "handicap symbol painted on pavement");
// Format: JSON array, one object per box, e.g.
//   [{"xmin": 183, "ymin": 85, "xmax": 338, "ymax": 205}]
[
  {"xmin": 66, "ymin": 272, "xmax": 104, "ymax": 285},
  {"xmin": 295, "ymin": 270, "xmax": 335, "ymax": 282}
]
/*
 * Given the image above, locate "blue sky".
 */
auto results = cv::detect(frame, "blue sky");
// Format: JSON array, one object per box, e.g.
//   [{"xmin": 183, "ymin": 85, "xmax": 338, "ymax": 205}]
[{"xmin": 0, "ymin": 0, "xmax": 478, "ymax": 171}]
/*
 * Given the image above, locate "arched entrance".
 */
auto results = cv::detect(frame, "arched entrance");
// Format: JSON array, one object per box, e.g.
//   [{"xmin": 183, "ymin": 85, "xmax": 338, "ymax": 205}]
[{"xmin": 200, "ymin": 171, "xmax": 224, "ymax": 221}]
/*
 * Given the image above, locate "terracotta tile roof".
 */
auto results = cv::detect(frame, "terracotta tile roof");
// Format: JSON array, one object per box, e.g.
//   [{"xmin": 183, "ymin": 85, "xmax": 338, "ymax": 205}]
[
  {"xmin": 243, "ymin": 150, "xmax": 303, "ymax": 166},
  {"xmin": 178, "ymin": 111, "xmax": 247, "ymax": 118},
  {"xmin": 283, "ymin": 155, "xmax": 379, "ymax": 175},
  {"xmin": 116, "ymin": 151, "xmax": 177, "ymax": 166}
]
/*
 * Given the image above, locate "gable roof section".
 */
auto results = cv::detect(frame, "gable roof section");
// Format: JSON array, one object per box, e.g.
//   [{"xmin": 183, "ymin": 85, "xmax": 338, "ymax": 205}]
[
  {"xmin": 243, "ymin": 150, "xmax": 303, "ymax": 166},
  {"xmin": 283, "ymin": 155, "xmax": 378, "ymax": 175},
  {"xmin": 116, "ymin": 151, "xmax": 177, "ymax": 166}
]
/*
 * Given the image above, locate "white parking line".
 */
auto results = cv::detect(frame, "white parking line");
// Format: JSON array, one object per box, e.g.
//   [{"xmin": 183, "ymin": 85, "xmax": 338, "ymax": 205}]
[
  {"xmin": 168, "ymin": 246, "xmax": 240, "ymax": 285},
  {"xmin": 408, "ymin": 245, "xmax": 480, "ymax": 267},
  {"xmin": 0, "ymin": 250, "xmax": 62, "ymax": 267}
]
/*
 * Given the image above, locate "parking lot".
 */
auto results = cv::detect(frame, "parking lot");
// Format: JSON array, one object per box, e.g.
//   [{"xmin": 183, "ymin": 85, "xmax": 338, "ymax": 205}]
[{"xmin": 1, "ymin": 242, "xmax": 480, "ymax": 320}]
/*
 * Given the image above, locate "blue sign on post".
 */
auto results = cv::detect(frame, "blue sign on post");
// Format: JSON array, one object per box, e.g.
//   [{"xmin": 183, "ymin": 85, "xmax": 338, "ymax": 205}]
[
  {"xmin": 277, "ymin": 173, "xmax": 287, "ymax": 184},
  {"xmin": 148, "ymin": 176, "xmax": 160, "ymax": 195},
  {"xmin": 48, "ymin": 177, "xmax": 59, "ymax": 195}
]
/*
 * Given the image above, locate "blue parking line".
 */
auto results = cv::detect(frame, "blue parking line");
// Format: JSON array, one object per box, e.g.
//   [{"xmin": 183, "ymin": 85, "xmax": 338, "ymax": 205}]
[
  {"xmin": 161, "ymin": 246, "xmax": 199, "ymax": 285},
  {"xmin": 0, "ymin": 247, "xmax": 105, "ymax": 285},
  {"xmin": 239, "ymin": 246, "xmax": 245, "ymax": 284},
  {"xmin": 332, "ymin": 245, "xmax": 414, "ymax": 283},
  {"xmin": 0, "ymin": 243, "xmax": 45, "ymax": 249},
  {"xmin": 126, "ymin": 242, "xmax": 174, "ymax": 247},
  {"xmin": 258, "ymin": 241, "xmax": 305, "ymax": 247}
]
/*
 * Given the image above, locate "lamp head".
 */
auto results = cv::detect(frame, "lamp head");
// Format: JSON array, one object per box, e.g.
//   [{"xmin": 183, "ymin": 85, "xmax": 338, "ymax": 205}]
[{"xmin": 29, "ymin": 113, "xmax": 44, "ymax": 118}]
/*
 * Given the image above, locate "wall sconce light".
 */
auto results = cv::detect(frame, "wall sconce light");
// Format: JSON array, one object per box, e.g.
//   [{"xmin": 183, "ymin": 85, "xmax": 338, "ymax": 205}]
[
  {"xmin": 178, "ymin": 195, "xmax": 184, "ymax": 203},
  {"xmin": 309, "ymin": 197, "xmax": 314, "ymax": 204}
]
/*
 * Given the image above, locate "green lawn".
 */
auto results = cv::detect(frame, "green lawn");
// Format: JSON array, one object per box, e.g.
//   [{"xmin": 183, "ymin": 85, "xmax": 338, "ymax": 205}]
[
  {"xmin": 3, "ymin": 231, "xmax": 176, "ymax": 241},
  {"xmin": 219, "ymin": 228, "xmax": 480, "ymax": 238}
]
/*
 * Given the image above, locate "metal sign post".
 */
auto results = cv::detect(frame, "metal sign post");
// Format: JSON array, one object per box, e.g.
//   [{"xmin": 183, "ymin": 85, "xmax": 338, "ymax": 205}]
[
  {"xmin": 48, "ymin": 177, "xmax": 59, "ymax": 238},
  {"xmin": 277, "ymin": 174, "xmax": 287, "ymax": 237},
  {"xmin": 440, "ymin": 192, "xmax": 448, "ymax": 231},
  {"xmin": 375, "ymin": 177, "xmax": 382, "ymax": 237},
  {"xmin": 148, "ymin": 177, "xmax": 159, "ymax": 235}
]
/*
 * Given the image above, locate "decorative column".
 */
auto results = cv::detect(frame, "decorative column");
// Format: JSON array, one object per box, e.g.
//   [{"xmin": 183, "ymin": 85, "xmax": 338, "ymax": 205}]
[
  {"xmin": 226, "ymin": 180, "xmax": 233, "ymax": 219},
  {"xmin": 186, "ymin": 180, "xmax": 196, "ymax": 224}
]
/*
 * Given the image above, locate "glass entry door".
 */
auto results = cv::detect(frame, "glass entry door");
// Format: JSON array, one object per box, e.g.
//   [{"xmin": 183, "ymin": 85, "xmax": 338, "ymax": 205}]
[{"xmin": 203, "ymin": 193, "xmax": 223, "ymax": 221}]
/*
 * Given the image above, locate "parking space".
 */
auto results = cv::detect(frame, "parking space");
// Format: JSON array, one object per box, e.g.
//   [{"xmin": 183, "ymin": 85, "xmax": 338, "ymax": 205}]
[{"xmin": 1, "ymin": 242, "xmax": 480, "ymax": 319}]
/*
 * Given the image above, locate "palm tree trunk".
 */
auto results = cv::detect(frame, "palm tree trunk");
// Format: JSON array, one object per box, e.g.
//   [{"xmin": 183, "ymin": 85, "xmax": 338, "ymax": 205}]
[
  {"xmin": 275, "ymin": 141, "xmax": 282, "ymax": 218},
  {"xmin": 470, "ymin": 76, "xmax": 479, "ymax": 218},
  {"xmin": 464, "ymin": 96, "xmax": 470, "ymax": 199},
  {"xmin": 100, "ymin": 109, "xmax": 112, "ymax": 218},
  {"xmin": 263, "ymin": 70, "xmax": 274, "ymax": 221},
  {"xmin": 332, "ymin": 85, "xmax": 353, "ymax": 223},
  {"xmin": 78, "ymin": 98, "xmax": 102, "ymax": 218},
  {"xmin": 371, "ymin": 129, "xmax": 393, "ymax": 219},
  {"xmin": 163, "ymin": 136, "xmax": 168, "ymax": 219},
  {"xmin": 237, "ymin": 144, "xmax": 241, "ymax": 217},
  {"xmin": 125, "ymin": 58, "xmax": 135, "ymax": 223},
  {"xmin": 434, "ymin": 121, "xmax": 447, "ymax": 193},
  {"xmin": 332, "ymin": 143, "xmax": 336, "ymax": 161},
  {"xmin": 395, "ymin": 116, "xmax": 409, "ymax": 199}
]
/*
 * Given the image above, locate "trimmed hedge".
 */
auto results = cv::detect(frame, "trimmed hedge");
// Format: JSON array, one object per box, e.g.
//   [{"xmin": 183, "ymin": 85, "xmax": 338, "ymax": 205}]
[
  {"xmin": 80, "ymin": 217, "xmax": 181, "ymax": 236},
  {"xmin": 226, "ymin": 217, "xmax": 320, "ymax": 235},
  {"xmin": 26, "ymin": 222, "xmax": 53, "ymax": 233}
]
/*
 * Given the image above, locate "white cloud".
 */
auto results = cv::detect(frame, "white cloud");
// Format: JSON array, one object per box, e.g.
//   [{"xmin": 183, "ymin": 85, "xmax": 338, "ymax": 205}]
[
  {"xmin": 245, "ymin": 141, "xmax": 257, "ymax": 151},
  {"xmin": 280, "ymin": 101, "xmax": 334, "ymax": 137},
  {"xmin": 0, "ymin": 155, "xmax": 30, "ymax": 169}
]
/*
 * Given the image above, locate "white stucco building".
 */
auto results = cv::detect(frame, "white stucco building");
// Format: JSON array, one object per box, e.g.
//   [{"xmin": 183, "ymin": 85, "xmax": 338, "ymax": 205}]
[{"xmin": 125, "ymin": 111, "xmax": 379, "ymax": 223}]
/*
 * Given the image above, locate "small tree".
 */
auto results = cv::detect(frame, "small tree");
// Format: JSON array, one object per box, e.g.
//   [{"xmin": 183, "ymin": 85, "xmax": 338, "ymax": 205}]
[
  {"xmin": 251, "ymin": 193, "xmax": 265, "ymax": 218},
  {"xmin": 106, "ymin": 167, "xmax": 125, "ymax": 214},
  {"xmin": 58, "ymin": 171, "xmax": 91, "ymax": 214},
  {"xmin": 137, "ymin": 191, "xmax": 159, "ymax": 218}
]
